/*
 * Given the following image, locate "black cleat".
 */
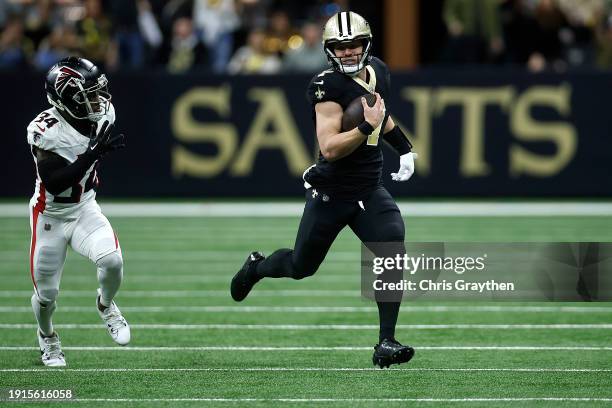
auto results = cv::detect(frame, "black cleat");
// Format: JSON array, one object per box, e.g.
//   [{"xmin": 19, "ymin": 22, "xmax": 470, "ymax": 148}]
[
  {"xmin": 372, "ymin": 338, "xmax": 415, "ymax": 369},
  {"xmin": 231, "ymin": 252, "xmax": 265, "ymax": 302}
]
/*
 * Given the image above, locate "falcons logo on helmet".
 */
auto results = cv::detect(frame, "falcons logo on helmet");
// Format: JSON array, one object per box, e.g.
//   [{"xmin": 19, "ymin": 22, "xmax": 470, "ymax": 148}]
[{"xmin": 54, "ymin": 66, "xmax": 84, "ymax": 96}]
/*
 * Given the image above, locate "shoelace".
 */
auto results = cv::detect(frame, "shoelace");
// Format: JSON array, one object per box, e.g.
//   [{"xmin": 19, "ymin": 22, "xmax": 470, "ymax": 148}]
[
  {"xmin": 43, "ymin": 338, "xmax": 64, "ymax": 359},
  {"xmin": 104, "ymin": 307, "xmax": 127, "ymax": 333}
]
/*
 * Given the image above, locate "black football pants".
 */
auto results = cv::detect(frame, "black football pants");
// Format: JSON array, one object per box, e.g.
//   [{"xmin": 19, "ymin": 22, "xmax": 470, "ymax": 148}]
[{"xmin": 254, "ymin": 186, "xmax": 405, "ymax": 341}]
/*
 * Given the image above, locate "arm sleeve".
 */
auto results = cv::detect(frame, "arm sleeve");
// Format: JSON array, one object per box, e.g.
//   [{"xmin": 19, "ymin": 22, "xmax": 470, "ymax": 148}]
[
  {"xmin": 383, "ymin": 125, "xmax": 412, "ymax": 155},
  {"xmin": 37, "ymin": 151, "xmax": 97, "ymax": 196}
]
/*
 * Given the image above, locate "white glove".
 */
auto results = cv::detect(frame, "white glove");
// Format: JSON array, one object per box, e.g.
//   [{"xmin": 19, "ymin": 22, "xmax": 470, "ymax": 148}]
[{"xmin": 391, "ymin": 152, "xmax": 418, "ymax": 182}]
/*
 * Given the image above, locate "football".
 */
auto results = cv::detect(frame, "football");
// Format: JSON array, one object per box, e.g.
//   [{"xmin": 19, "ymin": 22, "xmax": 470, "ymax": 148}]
[{"xmin": 341, "ymin": 93, "xmax": 377, "ymax": 131}]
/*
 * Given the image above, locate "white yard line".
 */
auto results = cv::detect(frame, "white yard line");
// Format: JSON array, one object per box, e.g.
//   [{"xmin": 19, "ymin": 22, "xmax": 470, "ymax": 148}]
[
  {"xmin": 0, "ymin": 305, "xmax": 611, "ymax": 313},
  {"xmin": 2, "ymin": 323, "xmax": 612, "ymax": 330},
  {"xmin": 0, "ymin": 250, "xmax": 361, "ymax": 262},
  {"xmin": 59, "ymin": 398, "xmax": 612, "ymax": 403},
  {"xmin": 0, "ymin": 275, "xmax": 360, "ymax": 284},
  {"xmin": 2, "ymin": 202, "xmax": 612, "ymax": 217},
  {"xmin": 1, "ymin": 346, "xmax": 611, "ymax": 351},
  {"xmin": 0, "ymin": 290, "xmax": 361, "ymax": 298},
  {"xmin": 0, "ymin": 250, "xmax": 360, "ymax": 262},
  {"xmin": 1, "ymin": 367, "xmax": 611, "ymax": 373}
]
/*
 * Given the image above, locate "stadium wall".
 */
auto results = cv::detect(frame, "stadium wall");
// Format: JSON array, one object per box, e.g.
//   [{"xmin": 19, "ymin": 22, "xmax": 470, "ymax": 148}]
[{"xmin": 6, "ymin": 70, "xmax": 611, "ymax": 198}]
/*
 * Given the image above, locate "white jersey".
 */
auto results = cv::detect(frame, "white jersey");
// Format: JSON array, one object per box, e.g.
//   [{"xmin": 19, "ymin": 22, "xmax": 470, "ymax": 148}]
[{"xmin": 27, "ymin": 104, "xmax": 116, "ymax": 218}]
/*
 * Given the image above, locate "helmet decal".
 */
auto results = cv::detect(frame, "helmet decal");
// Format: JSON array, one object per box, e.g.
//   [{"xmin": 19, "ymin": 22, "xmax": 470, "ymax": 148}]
[{"xmin": 54, "ymin": 66, "xmax": 85, "ymax": 97}]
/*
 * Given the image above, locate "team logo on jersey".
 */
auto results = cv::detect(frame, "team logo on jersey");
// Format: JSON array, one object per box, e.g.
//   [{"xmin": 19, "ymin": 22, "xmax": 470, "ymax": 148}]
[
  {"xmin": 54, "ymin": 66, "xmax": 85, "ymax": 96},
  {"xmin": 315, "ymin": 87, "xmax": 325, "ymax": 100},
  {"xmin": 44, "ymin": 223, "xmax": 51, "ymax": 231}
]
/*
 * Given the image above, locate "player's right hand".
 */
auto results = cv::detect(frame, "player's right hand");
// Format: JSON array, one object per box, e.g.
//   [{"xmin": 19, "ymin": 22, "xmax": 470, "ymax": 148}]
[
  {"xmin": 87, "ymin": 120, "xmax": 126, "ymax": 158},
  {"xmin": 363, "ymin": 92, "xmax": 385, "ymax": 129}
]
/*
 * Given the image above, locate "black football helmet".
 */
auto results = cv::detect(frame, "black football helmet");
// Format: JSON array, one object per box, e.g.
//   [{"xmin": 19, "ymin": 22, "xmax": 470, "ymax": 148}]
[{"xmin": 45, "ymin": 56, "xmax": 111, "ymax": 122}]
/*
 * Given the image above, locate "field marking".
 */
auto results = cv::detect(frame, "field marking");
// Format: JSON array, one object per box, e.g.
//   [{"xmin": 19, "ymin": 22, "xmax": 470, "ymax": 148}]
[
  {"xmin": 6, "ymin": 289, "xmax": 612, "ymax": 300},
  {"xmin": 2, "ymin": 323, "xmax": 612, "ymax": 330},
  {"xmin": 0, "ymin": 290, "xmax": 362, "ymax": 298},
  {"xmin": 0, "ymin": 250, "xmax": 360, "ymax": 262},
  {"xmin": 1, "ymin": 305, "xmax": 611, "ymax": 313},
  {"xmin": 1, "ymin": 367, "xmax": 611, "ymax": 373},
  {"xmin": 0, "ymin": 275, "xmax": 359, "ymax": 284},
  {"xmin": 4, "ymin": 202, "xmax": 612, "ymax": 217},
  {"xmin": 58, "ymin": 398, "xmax": 612, "ymax": 403},
  {"xmin": 1, "ymin": 346, "xmax": 611, "ymax": 351}
]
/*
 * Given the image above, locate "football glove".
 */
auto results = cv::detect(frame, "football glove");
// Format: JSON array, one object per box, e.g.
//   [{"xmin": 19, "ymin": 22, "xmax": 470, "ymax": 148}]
[
  {"xmin": 391, "ymin": 152, "xmax": 418, "ymax": 182},
  {"xmin": 87, "ymin": 120, "xmax": 126, "ymax": 158}
]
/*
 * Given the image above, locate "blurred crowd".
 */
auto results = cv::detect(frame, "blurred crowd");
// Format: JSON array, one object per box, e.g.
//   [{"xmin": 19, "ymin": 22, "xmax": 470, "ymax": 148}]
[
  {"xmin": 2, "ymin": 0, "xmax": 612, "ymax": 74},
  {"xmin": 0, "ymin": 0, "xmax": 337, "ymax": 74},
  {"xmin": 440, "ymin": 0, "xmax": 612, "ymax": 71}
]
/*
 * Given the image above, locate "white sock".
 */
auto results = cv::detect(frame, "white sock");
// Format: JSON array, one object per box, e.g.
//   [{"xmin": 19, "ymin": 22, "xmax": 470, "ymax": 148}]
[
  {"xmin": 96, "ymin": 252, "xmax": 123, "ymax": 307},
  {"xmin": 31, "ymin": 294, "xmax": 56, "ymax": 337}
]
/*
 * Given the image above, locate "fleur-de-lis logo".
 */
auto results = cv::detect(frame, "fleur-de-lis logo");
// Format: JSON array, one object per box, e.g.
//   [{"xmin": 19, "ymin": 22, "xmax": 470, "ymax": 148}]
[{"xmin": 315, "ymin": 87, "xmax": 325, "ymax": 100}]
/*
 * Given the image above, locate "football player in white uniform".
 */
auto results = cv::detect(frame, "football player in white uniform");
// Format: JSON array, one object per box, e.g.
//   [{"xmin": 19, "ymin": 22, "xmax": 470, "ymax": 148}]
[{"xmin": 27, "ymin": 57, "xmax": 130, "ymax": 367}]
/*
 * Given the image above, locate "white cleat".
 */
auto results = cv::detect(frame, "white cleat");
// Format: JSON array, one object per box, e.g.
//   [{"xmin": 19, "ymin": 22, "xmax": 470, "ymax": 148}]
[
  {"xmin": 37, "ymin": 330, "xmax": 66, "ymax": 367},
  {"xmin": 97, "ymin": 289, "xmax": 130, "ymax": 346}
]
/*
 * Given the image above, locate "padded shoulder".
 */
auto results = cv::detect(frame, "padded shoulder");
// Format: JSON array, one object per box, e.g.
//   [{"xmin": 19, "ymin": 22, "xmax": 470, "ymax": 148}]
[
  {"xmin": 26, "ymin": 109, "xmax": 63, "ymax": 152},
  {"xmin": 306, "ymin": 69, "xmax": 346, "ymax": 106}
]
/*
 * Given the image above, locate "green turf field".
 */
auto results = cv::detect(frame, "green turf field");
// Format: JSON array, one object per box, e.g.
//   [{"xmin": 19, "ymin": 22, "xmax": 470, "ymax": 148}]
[{"xmin": 1, "ymin": 214, "xmax": 611, "ymax": 407}]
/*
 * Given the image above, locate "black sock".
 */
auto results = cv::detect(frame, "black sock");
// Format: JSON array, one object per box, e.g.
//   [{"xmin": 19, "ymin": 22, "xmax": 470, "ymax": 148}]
[
  {"xmin": 97, "ymin": 296, "xmax": 109, "ymax": 313},
  {"xmin": 377, "ymin": 301, "xmax": 400, "ymax": 343},
  {"xmin": 255, "ymin": 249, "xmax": 295, "ymax": 279}
]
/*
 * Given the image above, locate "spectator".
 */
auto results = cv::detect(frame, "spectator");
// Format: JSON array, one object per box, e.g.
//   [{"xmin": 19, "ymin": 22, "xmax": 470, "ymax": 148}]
[
  {"xmin": 33, "ymin": 24, "xmax": 79, "ymax": 71},
  {"xmin": 235, "ymin": 0, "xmax": 273, "ymax": 31},
  {"xmin": 0, "ymin": 0, "xmax": 24, "ymax": 29},
  {"xmin": 136, "ymin": 0, "xmax": 163, "ymax": 58},
  {"xmin": 75, "ymin": 0, "xmax": 116, "ymax": 69},
  {"xmin": 22, "ymin": 0, "xmax": 53, "ymax": 51},
  {"xmin": 0, "ymin": 17, "xmax": 32, "ymax": 69},
  {"xmin": 192, "ymin": 0, "xmax": 239, "ymax": 73},
  {"xmin": 165, "ymin": 16, "xmax": 207, "ymax": 74},
  {"xmin": 527, "ymin": 0, "xmax": 567, "ymax": 71},
  {"xmin": 500, "ymin": 0, "xmax": 540, "ymax": 66},
  {"xmin": 556, "ymin": 0, "xmax": 601, "ymax": 68},
  {"xmin": 106, "ymin": 0, "xmax": 145, "ymax": 69},
  {"xmin": 263, "ymin": 9, "xmax": 297, "ymax": 57},
  {"xmin": 104, "ymin": 0, "xmax": 163, "ymax": 70},
  {"xmin": 228, "ymin": 28, "xmax": 280, "ymax": 74},
  {"xmin": 442, "ymin": 0, "xmax": 505, "ymax": 64},
  {"xmin": 282, "ymin": 21, "xmax": 328, "ymax": 73}
]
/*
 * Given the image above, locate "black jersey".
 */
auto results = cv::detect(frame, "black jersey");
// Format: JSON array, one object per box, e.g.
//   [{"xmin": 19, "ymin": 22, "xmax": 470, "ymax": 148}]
[{"xmin": 304, "ymin": 57, "xmax": 391, "ymax": 201}]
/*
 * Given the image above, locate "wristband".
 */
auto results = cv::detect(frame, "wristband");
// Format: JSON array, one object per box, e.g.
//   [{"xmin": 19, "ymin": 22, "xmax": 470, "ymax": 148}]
[{"xmin": 358, "ymin": 121, "xmax": 375, "ymax": 135}]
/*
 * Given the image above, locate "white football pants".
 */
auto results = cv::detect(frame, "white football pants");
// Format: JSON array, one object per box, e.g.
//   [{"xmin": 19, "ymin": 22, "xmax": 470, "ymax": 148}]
[{"xmin": 29, "ymin": 201, "xmax": 123, "ymax": 335}]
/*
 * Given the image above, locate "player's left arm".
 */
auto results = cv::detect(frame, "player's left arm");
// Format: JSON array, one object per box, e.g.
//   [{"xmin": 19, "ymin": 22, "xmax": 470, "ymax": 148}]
[
  {"xmin": 383, "ymin": 116, "xmax": 418, "ymax": 182},
  {"xmin": 377, "ymin": 59, "xmax": 418, "ymax": 182}
]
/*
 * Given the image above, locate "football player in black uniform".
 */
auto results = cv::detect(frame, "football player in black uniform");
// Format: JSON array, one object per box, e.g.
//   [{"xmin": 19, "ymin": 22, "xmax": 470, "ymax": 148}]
[{"xmin": 231, "ymin": 11, "xmax": 417, "ymax": 368}]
